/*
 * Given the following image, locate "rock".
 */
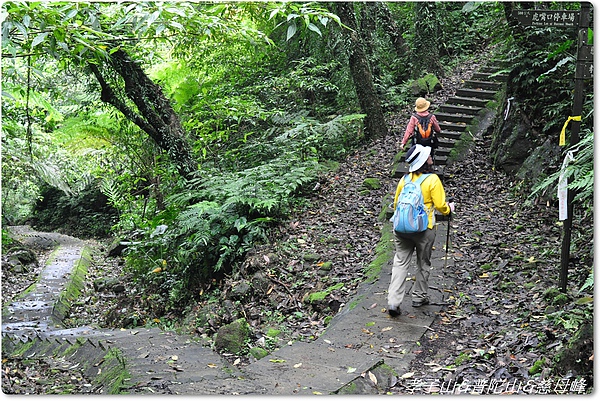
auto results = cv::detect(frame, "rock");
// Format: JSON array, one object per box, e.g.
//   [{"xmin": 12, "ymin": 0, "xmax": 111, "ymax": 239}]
[
  {"xmin": 230, "ymin": 280, "xmax": 252, "ymax": 301},
  {"xmin": 516, "ymin": 137, "xmax": 561, "ymax": 197},
  {"xmin": 222, "ymin": 299, "xmax": 238, "ymax": 322},
  {"xmin": 9, "ymin": 248, "xmax": 37, "ymax": 265},
  {"xmin": 213, "ymin": 318, "xmax": 250, "ymax": 354},
  {"xmin": 251, "ymin": 272, "xmax": 271, "ymax": 294},
  {"xmin": 112, "ymin": 283, "xmax": 126, "ymax": 293},
  {"xmin": 93, "ymin": 277, "xmax": 125, "ymax": 292},
  {"xmin": 410, "ymin": 73, "xmax": 442, "ymax": 96},
  {"xmin": 7, "ymin": 257, "xmax": 24, "ymax": 272},
  {"xmin": 106, "ymin": 238, "xmax": 127, "ymax": 257},
  {"xmin": 555, "ymin": 323, "xmax": 593, "ymax": 378},
  {"xmin": 302, "ymin": 253, "xmax": 320, "ymax": 262}
]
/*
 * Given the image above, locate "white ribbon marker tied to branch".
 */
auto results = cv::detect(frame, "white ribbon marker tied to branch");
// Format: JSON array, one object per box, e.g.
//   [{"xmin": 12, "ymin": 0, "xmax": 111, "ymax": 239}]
[{"xmin": 558, "ymin": 150, "xmax": 575, "ymax": 221}]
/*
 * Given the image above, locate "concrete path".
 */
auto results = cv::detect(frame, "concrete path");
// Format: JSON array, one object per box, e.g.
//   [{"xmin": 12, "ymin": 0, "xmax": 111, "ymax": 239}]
[
  {"xmin": 2, "ymin": 223, "xmax": 454, "ymax": 395},
  {"xmin": 234, "ymin": 228, "xmax": 454, "ymax": 395},
  {"xmin": 2, "ymin": 227, "xmax": 98, "ymax": 340}
]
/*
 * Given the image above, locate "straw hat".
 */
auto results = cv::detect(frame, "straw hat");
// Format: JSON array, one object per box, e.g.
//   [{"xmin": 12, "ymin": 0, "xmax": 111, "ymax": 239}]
[
  {"xmin": 414, "ymin": 97, "xmax": 431, "ymax": 112},
  {"xmin": 405, "ymin": 144, "xmax": 431, "ymax": 172}
]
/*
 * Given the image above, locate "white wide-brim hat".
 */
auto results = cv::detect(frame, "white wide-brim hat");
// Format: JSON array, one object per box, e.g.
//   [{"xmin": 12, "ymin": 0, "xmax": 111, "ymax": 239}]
[{"xmin": 405, "ymin": 144, "xmax": 432, "ymax": 172}]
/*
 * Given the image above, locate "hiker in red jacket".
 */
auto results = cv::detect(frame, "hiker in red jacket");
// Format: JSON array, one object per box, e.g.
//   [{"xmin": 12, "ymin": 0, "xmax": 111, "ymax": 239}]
[{"xmin": 400, "ymin": 97, "xmax": 441, "ymax": 153}]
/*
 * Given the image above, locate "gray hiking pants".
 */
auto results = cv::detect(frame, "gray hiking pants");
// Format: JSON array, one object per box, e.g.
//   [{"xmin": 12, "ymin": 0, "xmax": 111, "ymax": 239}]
[{"xmin": 387, "ymin": 227, "xmax": 436, "ymax": 308}]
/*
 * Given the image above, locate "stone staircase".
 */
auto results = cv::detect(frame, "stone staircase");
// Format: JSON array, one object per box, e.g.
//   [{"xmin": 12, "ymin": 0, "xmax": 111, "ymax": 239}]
[{"xmin": 392, "ymin": 64, "xmax": 508, "ymax": 179}]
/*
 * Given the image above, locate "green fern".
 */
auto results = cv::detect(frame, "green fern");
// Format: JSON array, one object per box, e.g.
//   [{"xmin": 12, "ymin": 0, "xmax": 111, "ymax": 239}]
[
  {"xmin": 579, "ymin": 271, "xmax": 593, "ymax": 293},
  {"xmin": 530, "ymin": 129, "xmax": 593, "ymax": 209}
]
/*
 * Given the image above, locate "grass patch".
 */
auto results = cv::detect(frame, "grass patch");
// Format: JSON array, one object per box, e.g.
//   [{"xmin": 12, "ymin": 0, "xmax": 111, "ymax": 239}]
[
  {"xmin": 306, "ymin": 282, "xmax": 345, "ymax": 303},
  {"xmin": 363, "ymin": 222, "xmax": 394, "ymax": 283}
]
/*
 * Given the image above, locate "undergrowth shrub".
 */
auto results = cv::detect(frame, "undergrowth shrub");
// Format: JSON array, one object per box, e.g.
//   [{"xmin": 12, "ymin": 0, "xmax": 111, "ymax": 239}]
[
  {"xmin": 121, "ymin": 111, "xmax": 365, "ymax": 311},
  {"xmin": 123, "ymin": 154, "xmax": 326, "ymax": 312},
  {"xmin": 30, "ymin": 183, "xmax": 119, "ymax": 238}
]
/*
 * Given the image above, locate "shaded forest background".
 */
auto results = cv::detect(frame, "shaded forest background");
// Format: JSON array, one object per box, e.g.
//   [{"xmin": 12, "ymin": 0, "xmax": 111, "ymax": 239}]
[{"xmin": 1, "ymin": 0, "xmax": 593, "ymax": 379}]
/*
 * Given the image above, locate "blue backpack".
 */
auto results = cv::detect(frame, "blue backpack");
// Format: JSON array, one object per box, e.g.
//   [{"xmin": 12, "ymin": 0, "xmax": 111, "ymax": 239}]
[{"xmin": 391, "ymin": 173, "xmax": 431, "ymax": 233}]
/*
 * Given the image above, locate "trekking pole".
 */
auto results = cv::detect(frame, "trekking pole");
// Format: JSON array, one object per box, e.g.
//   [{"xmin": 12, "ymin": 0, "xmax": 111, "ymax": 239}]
[
  {"xmin": 444, "ymin": 211, "xmax": 452, "ymax": 269},
  {"xmin": 441, "ymin": 204, "xmax": 452, "ymax": 304},
  {"xmin": 444, "ymin": 197, "xmax": 454, "ymax": 270}
]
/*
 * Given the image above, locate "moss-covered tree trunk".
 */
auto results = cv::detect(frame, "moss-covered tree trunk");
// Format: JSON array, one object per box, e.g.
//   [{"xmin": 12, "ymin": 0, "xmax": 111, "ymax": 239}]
[
  {"xmin": 373, "ymin": 2, "xmax": 409, "ymax": 58},
  {"xmin": 89, "ymin": 49, "xmax": 196, "ymax": 180},
  {"xmin": 335, "ymin": 2, "xmax": 388, "ymax": 139},
  {"xmin": 412, "ymin": 2, "xmax": 443, "ymax": 78}
]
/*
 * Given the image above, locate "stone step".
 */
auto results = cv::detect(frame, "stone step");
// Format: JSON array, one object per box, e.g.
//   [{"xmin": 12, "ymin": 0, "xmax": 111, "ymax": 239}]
[
  {"xmin": 456, "ymin": 87, "xmax": 497, "ymax": 100},
  {"xmin": 464, "ymin": 79, "xmax": 503, "ymax": 91},
  {"xmin": 479, "ymin": 65, "xmax": 505, "ymax": 73},
  {"xmin": 445, "ymin": 96, "xmax": 490, "ymax": 108},
  {"xmin": 439, "ymin": 120, "xmax": 466, "ymax": 131},
  {"xmin": 472, "ymin": 71, "xmax": 508, "ymax": 82},
  {"xmin": 435, "ymin": 112, "xmax": 474, "ymax": 124},
  {"xmin": 437, "ymin": 138, "xmax": 456, "ymax": 148},
  {"xmin": 438, "ymin": 130, "xmax": 463, "ymax": 140},
  {"xmin": 434, "ymin": 147, "xmax": 452, "ymax": 157},
  {"xmin": 437, "ymin": 104, "xmax": 482, "ymax": 116}
]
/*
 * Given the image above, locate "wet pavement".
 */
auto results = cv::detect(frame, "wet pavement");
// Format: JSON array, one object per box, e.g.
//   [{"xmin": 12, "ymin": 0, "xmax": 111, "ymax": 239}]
[
  {"xmin": 2, "ymin": 223, "xmax": 455, "ymax": 395},
  {"xmin": 2, "ymin": 227, "xmax": 99, "ymax": 340}
]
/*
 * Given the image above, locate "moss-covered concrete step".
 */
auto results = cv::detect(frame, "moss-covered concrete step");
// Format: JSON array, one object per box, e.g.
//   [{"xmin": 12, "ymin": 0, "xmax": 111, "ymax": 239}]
[
  {"xmin": 435, "ymin": 112, "xmax": 475, "ymax": 124},
  {"xmin": 438, "ymin": 131, "xmax": 462, "ymax": 141},
  {"xmin": 445, "ymin": 96, "xmax": 490, "ymax": 108},
  {"xmin": 456, "ymin": 87, "xmax": 497, "ymax": 100},
  {"xmin": 434, "ymin": 147, "xmax": 452, "ymax": 157},
  {"xmin": 86, "ymin": 328, "xmax": 263, "ymax": 395},
  {"xmin": 464, "ymin": 79, "xmax": 503, "ymax": 91},
  {"xmin": 479, "ymin": 65, "xmax": 505, "ymax": 73},
  {"xmin": 438, "ymin": 121, "xmax": 467, "ymax": 132},
  {"xmin": 472, "ymin": 71, "xmax": 508, "ymax": 82},
  {"xmin": 437, "ymin": 104, "xmax": 482, "ymax": 115},
  {"xmin": 437, "ymin": 138, "xmax": 456, "ymax": 148},
  {"xmin": 435, "ymin": 112, "xmax": 474, "ymax": 124},
  {"xmin": 1, "ymin": 335, "xmax": 127, "ymax": 394}
]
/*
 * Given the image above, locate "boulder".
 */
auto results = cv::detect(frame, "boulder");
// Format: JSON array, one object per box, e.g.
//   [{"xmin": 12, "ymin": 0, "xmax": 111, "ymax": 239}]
[
  {"xmin": 411, "ymin": 73, "xmax": 442, "ymax": 96},
  {"xmin": 213, "ymin": 318, "xmax": 250, "ymax": 354}
]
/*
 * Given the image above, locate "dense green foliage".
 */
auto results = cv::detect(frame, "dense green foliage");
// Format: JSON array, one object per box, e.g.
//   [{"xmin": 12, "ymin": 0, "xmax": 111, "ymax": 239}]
[{"xmin": 500, "ymin": 3, "xmax": 594, "ymax": 370}]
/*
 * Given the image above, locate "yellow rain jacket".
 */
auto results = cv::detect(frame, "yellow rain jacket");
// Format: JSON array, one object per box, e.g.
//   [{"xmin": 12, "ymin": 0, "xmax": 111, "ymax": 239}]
[{"xmin": 393, "ymin": 172, "xmax": 451, "ymax": 229}]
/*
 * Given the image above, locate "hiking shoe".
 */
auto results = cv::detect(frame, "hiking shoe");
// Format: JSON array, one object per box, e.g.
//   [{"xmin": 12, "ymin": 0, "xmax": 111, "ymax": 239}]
[
  {"xmin": 412, "ymin": 299, "xmax": 429, "ymax": 307},
  {"xmin": 387, "ymin": 305, "xmax": 401, "ymax": 317}
]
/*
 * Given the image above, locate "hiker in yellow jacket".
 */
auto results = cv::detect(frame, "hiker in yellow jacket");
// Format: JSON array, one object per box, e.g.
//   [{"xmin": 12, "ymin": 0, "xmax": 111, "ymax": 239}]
[{"xmin": 388, "ymin": 144, "xmax": 454, "ymax": 317}]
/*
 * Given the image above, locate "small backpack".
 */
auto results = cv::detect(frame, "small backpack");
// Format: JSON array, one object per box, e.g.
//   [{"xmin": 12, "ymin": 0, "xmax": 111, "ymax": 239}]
[
  {"xmin": 415, "ymin": 113, "xmax": 433, "ymax": 139},
  {"xmin": 412, "ymin": 113, "xmax": 438, "ymax": 148},
  {"xmin": 390, "ymin": 173, "xmax": 431, "ymax": 234}
]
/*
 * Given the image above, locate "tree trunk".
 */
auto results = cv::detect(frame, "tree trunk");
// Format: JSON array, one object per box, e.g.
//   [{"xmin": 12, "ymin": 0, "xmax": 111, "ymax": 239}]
[
  {"xmin": 89, "ymin": 49, "xmax": 196, "ymax": 180},
  {"xmin": 335, "ymin": 2, "xmax": 388, "ymax": 139},
  {"xmin": 413, "ymin": 2, "xmax": 444, "ymax": 78},
  {"xmin": 373, "ymin": 2, "xmax": 409, "ymax": 58}
]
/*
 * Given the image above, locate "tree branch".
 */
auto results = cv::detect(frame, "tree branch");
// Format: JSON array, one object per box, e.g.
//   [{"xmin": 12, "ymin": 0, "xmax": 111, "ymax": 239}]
[{"xmin": 88, "ymin": 62, "xmax": 158, "ymax": 138}]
